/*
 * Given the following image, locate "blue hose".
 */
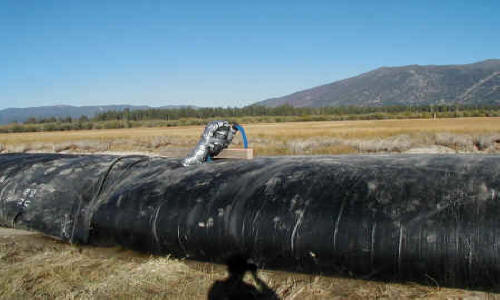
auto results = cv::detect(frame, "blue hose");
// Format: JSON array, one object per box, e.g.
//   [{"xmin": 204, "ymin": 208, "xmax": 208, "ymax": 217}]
[{"xmin": 234, "ymin": 124, "xmax": 248, "ymax": 149}]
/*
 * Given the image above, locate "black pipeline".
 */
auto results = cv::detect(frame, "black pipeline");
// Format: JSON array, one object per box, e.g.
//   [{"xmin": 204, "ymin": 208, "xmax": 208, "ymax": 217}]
[{"xmin": 0, "ymin": 153, "xmax": 499, "ymax": 290}]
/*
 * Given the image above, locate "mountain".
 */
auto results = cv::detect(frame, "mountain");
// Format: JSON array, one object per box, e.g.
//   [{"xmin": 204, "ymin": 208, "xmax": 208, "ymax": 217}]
[
  {"xmin": 257, "ymin": 59, "xmax": 500, "ymax": 107},
  {"xmin": 0, "ymin": 104, "xmax": 193, "ymax": 125}
]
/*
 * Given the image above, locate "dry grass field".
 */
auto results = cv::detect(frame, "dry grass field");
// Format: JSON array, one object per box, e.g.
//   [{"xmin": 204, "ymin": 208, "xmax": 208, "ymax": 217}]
[
  {"xmin": 1, "ymin": 228, "xmax": 497, "ymax": 299},
  {"xmin": 1, "ymin": 117, "xmax": 500, "ymax": 299},
  {"xmin": 0, "ymin": 117, "xmax": 499, "ymax": 156}
]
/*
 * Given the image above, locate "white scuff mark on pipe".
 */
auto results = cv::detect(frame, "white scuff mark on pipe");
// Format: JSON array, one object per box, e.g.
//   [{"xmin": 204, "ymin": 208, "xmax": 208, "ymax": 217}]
[
  {"xmin": 177, "ymin": 224, "xmax": 187, "ymax": 253},
  {"xmin": 289, "ymin": 194, "xmax": 301, "ymax": 212},
  {"xmin": 60, "ymin": 213, "xmax": 73, "ymax": 240},
  {"xmin": 398, "ymin": 224, "xmax": 405, "ymax": 274},
  {"xmin": 367, "ymin": 181, "xmax": 377, "ymax": 193},
  {"xmin": 427, "ymin": 233, "xmax": 437, "ymax": 243},
  {"xmin": 290, "ymin": 209, "xmax": 304, "ymax": 254},
  {"xmin": 477, "ymin": 183, "xmax": 489, "ymax": 202},
  {"xmin": 39, "ymin": 183, "xmax": 56, "ymax": 193},
  {"xmin": 468, "ymin": 246, "xmax": 473, "ymax": 276},
  {"xmin": 250, "ymin": 206, "xmax": 263, "ymax": 249},
  {"xmin": 152, "ymin": 202, "xmax": 164, "ymax": 243},
  {"xmin": 60, "ymin": 168, "xmax": 72, "ymax": 176},
  {"xmin": 370, "ymin": 221, "xmax": 377, "ymax": 267},
  {"xmin": 333, "ymin": 197, "xmax": 346, "ymax": 251},
  {"xmin": 0, "ymin": 180, "xmax": 13, "ymax": 221},
  {"xmin": 44, "ymin": 167, "xmax": 57, "ymax": 174},
  {"xmin": 241, "ymin": 218, "xmax": 245, "ymax": 237},
  {"xmin": 16, "ymin": 190, "xmax": 32, "ymax": 210},
  {"xmin": 23, "ymin": 188, "xmax": 37, "ymax": 199}
]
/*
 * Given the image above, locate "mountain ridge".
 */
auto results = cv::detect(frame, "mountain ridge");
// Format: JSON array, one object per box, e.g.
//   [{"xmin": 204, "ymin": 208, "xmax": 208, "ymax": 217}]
[{"xmin": 256, "ymin": 59, "xmax": 500, "ymax": 107}]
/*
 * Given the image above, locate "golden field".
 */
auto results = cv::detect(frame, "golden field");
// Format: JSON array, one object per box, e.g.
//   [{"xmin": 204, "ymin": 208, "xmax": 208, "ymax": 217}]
[
  {"xmin": 1, "ymin": 117, "xmax": 500, "ymax": 299},
  {"xmin": 0, "ymin": 117, "xmax": 499, "ymax": 156},
  {"xmin": 1, "ymin": 228, "xmax": 497, "ymax": 299}
]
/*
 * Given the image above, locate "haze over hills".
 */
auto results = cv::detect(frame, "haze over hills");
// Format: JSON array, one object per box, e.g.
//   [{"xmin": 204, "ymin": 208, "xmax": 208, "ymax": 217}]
[
  {"xmin": 257, "ymin": 59, "xmax": 500, "ymax": 107},
  {"xmin": 0, "ymin": 105, "xmax": 192, "ymax": 125}
]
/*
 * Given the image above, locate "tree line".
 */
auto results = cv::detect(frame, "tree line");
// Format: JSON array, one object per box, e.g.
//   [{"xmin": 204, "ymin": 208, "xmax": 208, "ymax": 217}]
[
  {"xmin": 22, "ymin": 104, "xmax": 500, "ymax": 123},
  {"xmin": 2, "ymin": 104, "xmax": 499, "ymax": 133}
]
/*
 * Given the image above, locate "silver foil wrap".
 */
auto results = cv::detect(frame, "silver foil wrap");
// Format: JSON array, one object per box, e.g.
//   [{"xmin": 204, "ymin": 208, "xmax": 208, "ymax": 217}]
[{"xmin": 182, "ymin": 120, "xmax": 237, "ymax": 167}]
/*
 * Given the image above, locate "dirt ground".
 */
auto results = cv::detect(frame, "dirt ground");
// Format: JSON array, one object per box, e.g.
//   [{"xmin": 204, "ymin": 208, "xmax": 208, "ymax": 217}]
[{"xmin": 0, "ymin": 227, "xmax": 498, "ymax": 299}]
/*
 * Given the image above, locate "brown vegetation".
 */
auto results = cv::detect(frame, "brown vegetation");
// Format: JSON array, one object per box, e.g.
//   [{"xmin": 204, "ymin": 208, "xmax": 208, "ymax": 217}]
[
  {"xmin": 0, "ymin": 117, "xmax": 499, "ymax": 156},
  {"xmin": 1, "ymin": 228, "xmax": 496, "ymax": 299}
]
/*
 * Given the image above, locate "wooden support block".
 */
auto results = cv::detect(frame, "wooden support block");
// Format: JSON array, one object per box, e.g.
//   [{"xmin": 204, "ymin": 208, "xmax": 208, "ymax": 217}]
[{"xmin": 216, "ymin": 148, "xmax": 254, "ymax": 160}]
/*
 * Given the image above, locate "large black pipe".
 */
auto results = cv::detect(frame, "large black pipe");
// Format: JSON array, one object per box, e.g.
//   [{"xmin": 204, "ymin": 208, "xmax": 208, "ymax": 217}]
[{"xmin": 1, "ymin": 153, "xmax": 499, "ymax": 290}]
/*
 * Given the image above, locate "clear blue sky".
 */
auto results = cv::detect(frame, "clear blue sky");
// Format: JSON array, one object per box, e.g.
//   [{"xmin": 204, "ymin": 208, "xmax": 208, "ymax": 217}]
[{"xmin": 1, "ymin": 0, "xmax": 498, "ymax": 109}]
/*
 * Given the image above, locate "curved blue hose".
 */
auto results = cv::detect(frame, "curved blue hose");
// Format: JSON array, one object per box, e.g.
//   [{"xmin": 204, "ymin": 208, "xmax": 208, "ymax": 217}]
[{"xmin": 234, "ymin": 124, "xmax": 248, "ymax": 149}]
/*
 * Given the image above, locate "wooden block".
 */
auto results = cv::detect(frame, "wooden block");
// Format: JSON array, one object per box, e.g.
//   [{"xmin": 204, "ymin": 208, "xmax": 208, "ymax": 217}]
[{"xmin": 216, "ymin": 148, "xmax": 254, "ymax": 160}]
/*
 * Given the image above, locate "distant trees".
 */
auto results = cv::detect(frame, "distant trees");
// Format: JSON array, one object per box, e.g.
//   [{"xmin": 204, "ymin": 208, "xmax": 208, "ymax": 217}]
[
  {"xmin": 89, "ymin": 104, "xmax": 500, "ymax": 122},
  {"xmin": 0, "ymin": 104, "xmax": 499, "ymax": 134}
]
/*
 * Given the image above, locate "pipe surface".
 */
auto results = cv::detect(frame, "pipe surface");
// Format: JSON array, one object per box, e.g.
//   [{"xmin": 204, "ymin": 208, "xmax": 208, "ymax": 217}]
[{"xmin": 0, "ymin": 153, "xmax": 499, "ymax": 289}]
